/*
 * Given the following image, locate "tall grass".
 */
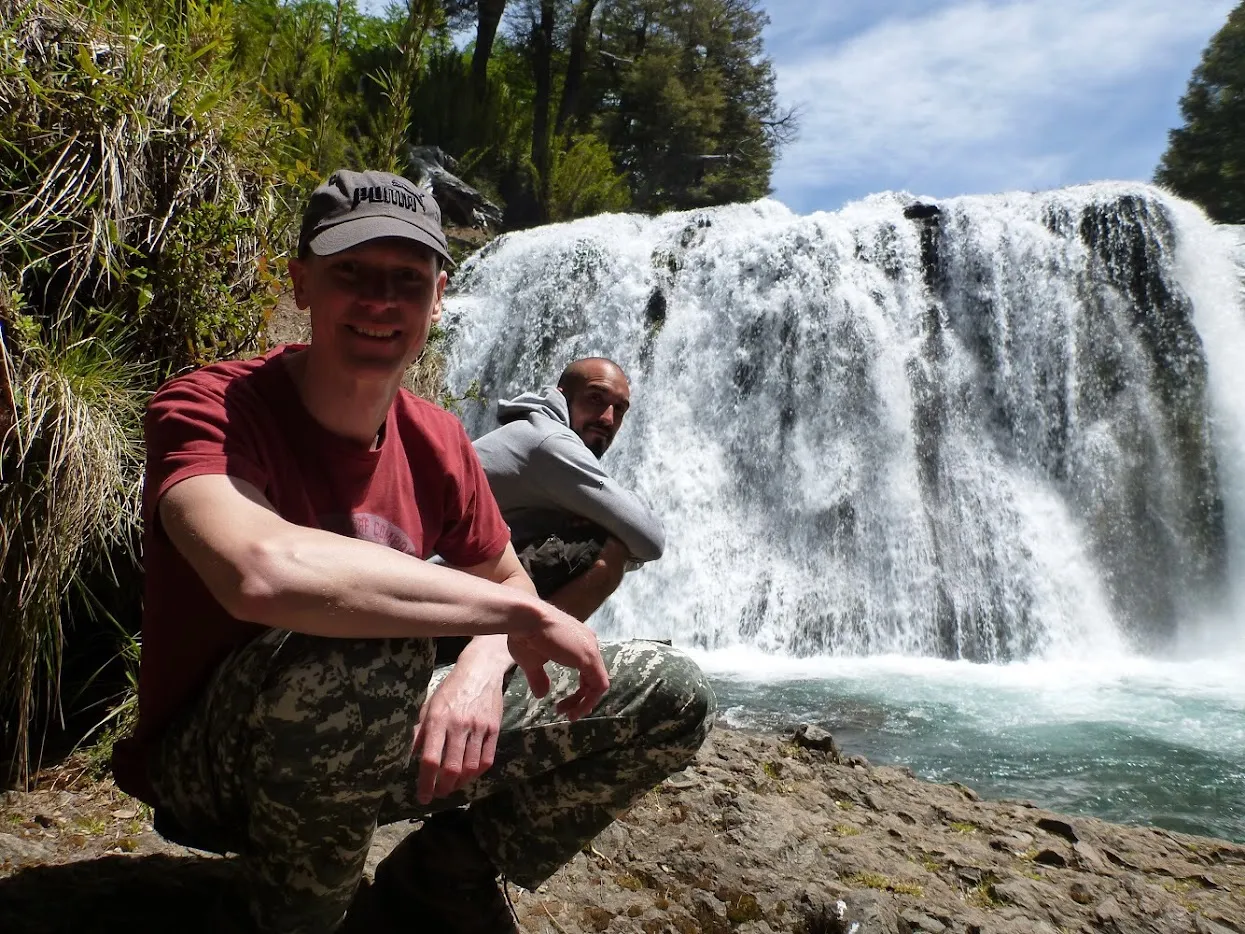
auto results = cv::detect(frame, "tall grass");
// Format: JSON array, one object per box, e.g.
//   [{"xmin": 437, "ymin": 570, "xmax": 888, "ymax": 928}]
[
  {"xmin": 0, "ymin": 0, "xmax": 287, "ymax": 786},
  {"xmin": 0, "ymin": 324, "xmax": 146, "ymax": 784}
]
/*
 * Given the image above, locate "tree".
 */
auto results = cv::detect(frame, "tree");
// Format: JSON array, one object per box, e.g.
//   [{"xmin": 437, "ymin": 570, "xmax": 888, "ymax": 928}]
[
  {"xmin": 530, "ymin": 0, "xmax": 556, "ymax": 217},
  {"xmin": 556, "ymin": 0, "xmax": 600, "ymax": 135},
  {"xmin": 441, "ymin": 0, "xmax": 511, "ymax": 100},
  {"xmin": 1156, "ymin": 3, "xmax": 1245, "ymax": 223},
  {"xmin": 587, "ymin": 0, "xmax": 796, "ymax": 213},
  {"xmin": 472, "ymin": 0, "xmax": 510, "ymax": 98}
]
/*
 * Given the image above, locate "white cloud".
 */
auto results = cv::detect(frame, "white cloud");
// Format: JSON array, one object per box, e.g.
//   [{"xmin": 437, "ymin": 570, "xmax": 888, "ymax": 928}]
[{"xmin": 771, "ymin": 0, "xmax": 1235, "ymax": 204}]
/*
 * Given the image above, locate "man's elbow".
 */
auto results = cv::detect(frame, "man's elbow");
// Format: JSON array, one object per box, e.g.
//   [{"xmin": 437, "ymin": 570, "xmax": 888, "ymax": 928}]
[
  {"xmin": 225, "ymin": 538, "xmax": 292, "ymax": 624},
  {"xmin": 628, "ymin": 527, "xmax": 665, "ymax": 563}
]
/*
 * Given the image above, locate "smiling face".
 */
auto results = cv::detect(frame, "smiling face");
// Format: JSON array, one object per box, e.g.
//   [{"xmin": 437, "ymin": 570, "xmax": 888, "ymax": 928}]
[
  {"xmin": 559, "ymin": 360, "xmax": 631, "ymax": 458},
  {"xmin": 288, "ymin": 238, "xmax": 447, "ymax": 378}
]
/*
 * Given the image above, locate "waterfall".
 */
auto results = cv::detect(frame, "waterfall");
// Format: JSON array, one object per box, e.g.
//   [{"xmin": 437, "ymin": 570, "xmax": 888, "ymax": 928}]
[{"xmin": 442, "ymin": 184, "xmax": 1245, "ymax": 663}]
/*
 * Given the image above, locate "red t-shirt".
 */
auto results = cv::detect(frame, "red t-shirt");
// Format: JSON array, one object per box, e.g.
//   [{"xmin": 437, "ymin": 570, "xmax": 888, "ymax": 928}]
[{"xmin": 112, "ymin": 344, "xmax": 510, "ymax": 803}]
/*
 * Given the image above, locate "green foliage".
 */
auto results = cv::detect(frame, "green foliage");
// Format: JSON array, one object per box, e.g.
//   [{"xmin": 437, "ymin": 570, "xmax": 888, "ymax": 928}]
[
  {"xmin": 547, "ymin": 132, "xmax": 631, "ymax": 220},
  {"xmin": 145, "ymin": 201, "xmax": 279, "ymax": 374},
  {"xmin": 232, "ymin": 0, "xmax": 377, "ymax": 175},
  {"xmin": 724, "ymin": 892, "xmax": 763, "ymax": 923},
  {"xmin": 845, "ymin": 872, "xmax": 925, "ymax": 899},
  {"xmin": 0, "ymin": 319, "xmax": 147, "ymax": 786},
  {"xmin": 371, "ymin": 0, "xmax": 445, "ymax": 171},
  {"xmin": 1156, "ymin": 3, "xmax": 1245, "ymax": 223},
  {"xmin": 587, "ymin": 0, "xmax": 792, "ymax": 213},
  {"xmin": 408, "ymin": 46, "xmax": 533, "ymax": 200},
  {"xmin": 0, "ymin": 0, "xmax": 285, "ymax": 784},
  {"xmin": 404, "ymin": 0, "xmax": 792, "ymax": 224}
]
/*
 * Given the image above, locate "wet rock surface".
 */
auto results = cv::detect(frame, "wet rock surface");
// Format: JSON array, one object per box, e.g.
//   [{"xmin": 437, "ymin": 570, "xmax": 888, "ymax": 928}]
[{"xmin": 2, "ymin": 727, "xmax": 1244, "ymax": 933}]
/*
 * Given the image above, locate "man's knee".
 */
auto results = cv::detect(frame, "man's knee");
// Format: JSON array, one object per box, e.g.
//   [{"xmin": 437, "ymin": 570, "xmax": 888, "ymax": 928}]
[
  {"xmin": 518, "ymin": 529, "xmax": 606, "ymax": 597},
  {"xmin": 604, "ymin": 642, "xmax": 717, "ymax": 749},
  {"xmin": 252, "ymin": 634, "xmax": 435, "ymax": 783}
]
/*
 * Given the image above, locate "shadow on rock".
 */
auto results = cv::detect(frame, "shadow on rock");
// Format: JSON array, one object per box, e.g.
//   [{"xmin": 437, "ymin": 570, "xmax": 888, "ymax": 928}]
[{"xmin": 0, "ymin": 854, "xmax": 245, "ymax": 933}]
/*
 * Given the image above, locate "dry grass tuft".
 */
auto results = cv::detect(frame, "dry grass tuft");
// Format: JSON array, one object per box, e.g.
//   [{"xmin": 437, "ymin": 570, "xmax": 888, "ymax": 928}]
[{"xmin": 0, "ymin": 0, "xmax": 287, "ymax": 785}]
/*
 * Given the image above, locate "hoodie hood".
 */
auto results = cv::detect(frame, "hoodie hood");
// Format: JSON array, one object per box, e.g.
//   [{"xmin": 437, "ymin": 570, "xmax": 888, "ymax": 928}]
[{"xmin": 496, "ymin": 387, "xmax": 571, "ymax": 428}]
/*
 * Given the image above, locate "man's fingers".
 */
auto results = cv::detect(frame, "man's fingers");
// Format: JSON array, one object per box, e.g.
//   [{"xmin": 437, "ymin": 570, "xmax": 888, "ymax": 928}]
[
  {"xmin": 416, "ymin": 723, "xmax": 447, "ymax": 805},
  {"xmin": 480, "ymin": 728, "xmax": 499, "ymax": 775},
  {"xmin": 435, "ymin": 728, "xmax": 467, "ymax": 799},
  {"xmin": 555, "ymin": 688, "xmax": 588, "ymax": 718},
  {"xmin": 556, "ymin": 675, "xmax": 606, "ymax": 720},
  {"xmin": 457, "ymin": 731, "xmax": 485, "ymax": 792},
  {"xmin": 581, "ymin": 659, "xmax": 609, "ymax": 705},
  {"xmin": 520, "ymin": 658, "xmax": 551, "ymax": 698}
]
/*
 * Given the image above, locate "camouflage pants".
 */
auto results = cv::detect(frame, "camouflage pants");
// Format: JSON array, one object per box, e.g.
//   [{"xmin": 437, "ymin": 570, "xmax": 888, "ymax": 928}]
[{"xmin": 149, "ymin": 632, "xmax": 715, "ymax": 934}]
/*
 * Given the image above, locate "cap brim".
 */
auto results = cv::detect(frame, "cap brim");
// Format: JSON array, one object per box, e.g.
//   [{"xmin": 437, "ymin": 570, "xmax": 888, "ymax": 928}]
[{"xmin": 309, "ymin": 215, "xmax": 453, "ymax": 266}]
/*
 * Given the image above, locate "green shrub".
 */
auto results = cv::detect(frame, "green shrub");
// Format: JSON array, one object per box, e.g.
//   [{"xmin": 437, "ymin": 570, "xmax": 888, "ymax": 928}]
[
  {"xmin": 547, "ymin": 133, "xmax": 632, "ymax": 222},
  {"xmin": 0, "ymin": 0, "xmax": 287, "ymax": 784}
]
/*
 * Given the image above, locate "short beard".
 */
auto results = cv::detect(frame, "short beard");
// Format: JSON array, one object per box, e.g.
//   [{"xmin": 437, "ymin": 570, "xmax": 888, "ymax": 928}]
[{"xmin": 584, "ymin": 435, "xmax": 608, "ymax": 458}]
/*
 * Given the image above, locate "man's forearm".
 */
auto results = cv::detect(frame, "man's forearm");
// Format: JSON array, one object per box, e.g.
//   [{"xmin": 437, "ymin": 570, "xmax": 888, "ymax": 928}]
[{"xmin": 234, "ymin": 526, "xmax": 543, "ymax": 639}]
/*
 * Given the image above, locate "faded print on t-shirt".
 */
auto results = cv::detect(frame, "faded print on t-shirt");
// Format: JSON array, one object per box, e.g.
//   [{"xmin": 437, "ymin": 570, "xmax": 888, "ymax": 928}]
[{"xmin": 319, "ymin": 512, "xmax": 419, "ymax": 556}]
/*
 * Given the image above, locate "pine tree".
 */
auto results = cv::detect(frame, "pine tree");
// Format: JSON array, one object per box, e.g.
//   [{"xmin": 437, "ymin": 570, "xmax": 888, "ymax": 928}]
[
  {"xmin": 588, "ymin": 0, "xmax": 795, "ymax": 213},
  {"xmin": 1156, "ymin": 3, "xmax": 1245, "ymax": 223}
]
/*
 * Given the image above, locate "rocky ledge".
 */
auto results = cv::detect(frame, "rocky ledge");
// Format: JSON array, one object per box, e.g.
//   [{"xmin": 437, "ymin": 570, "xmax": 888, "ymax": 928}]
[
  {"xmin": 510, "ymin": 727, "xmax": 1245, "ymax": 934},
  {"xmin": 3, "ymin": 727, "xmax": 1244, "ymax": 934}
]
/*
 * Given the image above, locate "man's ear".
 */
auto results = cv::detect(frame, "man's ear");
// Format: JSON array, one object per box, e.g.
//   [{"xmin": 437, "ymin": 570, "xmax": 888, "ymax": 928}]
[
  {"xmin": 289, "ymin": 257, "xmax": 310, "ymax": 310},
  {"xmin": 431, "ymin": 268, "xmax": 448, "ymax": 324}
]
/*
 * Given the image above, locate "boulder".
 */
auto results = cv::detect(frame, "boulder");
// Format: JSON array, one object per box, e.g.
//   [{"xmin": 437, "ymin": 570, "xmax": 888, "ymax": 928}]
[{"xmin": 404, "ymin": 145, "xmax": 503, "ymax": 231}]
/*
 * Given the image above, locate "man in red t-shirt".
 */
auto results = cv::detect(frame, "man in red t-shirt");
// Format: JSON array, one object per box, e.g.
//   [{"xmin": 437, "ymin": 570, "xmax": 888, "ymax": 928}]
[{"xmin": 110, "ymin": 169, "xmax": 715, "ymax": 934}]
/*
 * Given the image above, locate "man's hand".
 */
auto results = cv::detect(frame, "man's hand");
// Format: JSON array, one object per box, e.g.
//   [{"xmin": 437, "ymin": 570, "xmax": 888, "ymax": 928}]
[
  {"xmin": 457, "ymin": 543, "xmax": 610, "ymax": 721},
  {"xmin": 416, "ymin": 544, "xmax": 608, "ymax": 804},
  {"xmin": 412, "ymin": 640, "xmax": 509, "ymax": 804},
  {"xmin": 507, "ymin": 609, "xmax": 610, "ymax": 721}
]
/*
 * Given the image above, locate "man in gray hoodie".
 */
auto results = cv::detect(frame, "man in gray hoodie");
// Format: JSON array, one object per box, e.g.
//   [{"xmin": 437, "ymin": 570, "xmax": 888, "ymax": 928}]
[{"xmin": 472, "ymin": 357, "xmax": 664, "ymax": 621}]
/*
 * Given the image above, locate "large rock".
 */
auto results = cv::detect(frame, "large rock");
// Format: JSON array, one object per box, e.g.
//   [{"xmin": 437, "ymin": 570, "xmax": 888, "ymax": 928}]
[
  {"xmin": 503, "ymin": 729, "xmax": 1245, "ymax": 933},
  {"xmin": 405, "ymin": 145, "xmax": 503, "ymax": 231}
]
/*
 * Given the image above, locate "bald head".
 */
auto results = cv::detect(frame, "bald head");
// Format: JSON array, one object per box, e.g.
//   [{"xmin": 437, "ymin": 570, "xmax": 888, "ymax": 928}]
[
  {"xmin": 556, "ymin": 357, "xmax": 631, "ymax": 457},
  {"xmin": 557, "ymin": 357, "xmax": 626, "ymax": 395}
]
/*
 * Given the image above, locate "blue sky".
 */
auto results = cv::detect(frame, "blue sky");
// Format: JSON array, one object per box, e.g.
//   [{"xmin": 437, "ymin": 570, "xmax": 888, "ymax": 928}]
[{"xmin": 761, "ymin": 0, "xmax": 1236, "ymax": 213}]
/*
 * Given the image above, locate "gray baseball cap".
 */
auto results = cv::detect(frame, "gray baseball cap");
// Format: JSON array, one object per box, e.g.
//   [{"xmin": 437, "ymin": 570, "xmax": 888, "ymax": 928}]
[{"xmin": 297, "ymin": 169, "xmax": 452, "ymax": 265}]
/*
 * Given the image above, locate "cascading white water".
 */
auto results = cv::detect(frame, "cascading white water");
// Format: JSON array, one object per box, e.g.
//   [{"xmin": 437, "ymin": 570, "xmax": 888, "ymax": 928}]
[{"xmin": 443, "ymin": 184, "xmax": 1245, "ymax": 663}]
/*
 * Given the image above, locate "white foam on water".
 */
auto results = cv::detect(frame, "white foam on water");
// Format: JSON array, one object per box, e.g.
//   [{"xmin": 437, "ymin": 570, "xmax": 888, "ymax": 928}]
[
  {"xmin": 1167, "ymin": 202, "xmax": 1245, "ymax": 655},
  {"xmin": 694, "ymin": 647, "xmax": 1245, "ymax": 764},
  {"xmin": 445, "ymin": 183, "xmax": 1245, "ymax": 664}
]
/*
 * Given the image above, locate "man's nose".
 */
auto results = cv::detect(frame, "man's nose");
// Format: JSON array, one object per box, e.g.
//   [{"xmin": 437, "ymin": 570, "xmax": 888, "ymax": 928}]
[
  {"xmin": 599, "ymin": 405, "xmax": 616, "ymax": 426},
  {"xmin": 356, "ymin": 271, "xmax": 402, "ymax": 303}
]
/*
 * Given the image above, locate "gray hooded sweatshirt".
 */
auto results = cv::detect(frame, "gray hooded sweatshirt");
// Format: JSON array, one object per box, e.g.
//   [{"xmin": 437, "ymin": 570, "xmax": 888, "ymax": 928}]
[{"xmin": 472, "ymin": 388, "xmax": 665, "ymax": 562}]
